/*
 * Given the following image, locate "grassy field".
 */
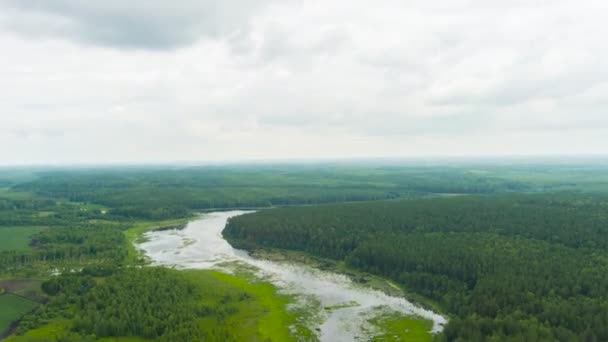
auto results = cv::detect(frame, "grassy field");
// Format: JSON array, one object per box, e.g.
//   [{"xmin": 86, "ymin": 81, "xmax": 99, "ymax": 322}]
[
  {"xmin": 0, "ymin": 189, "xmax": 37, "ymax": 201},
  {"xmin": 0, "ymin": 280, "xmax": 44, "ymax": 302},
  {"xmin": 0, "ymin": 294, "xmax": 39, "ymax": 337},
  {"xmin": 0, "ymin": 227, "xmax": 46, "ymax": 252},
  {"xmin": 185, "ymin": 269, "xmax": 311, "ymax": 341},
  {"xmin": 368, "ymin": 312, "xmax": 433, "ymax": 341},
  {"xmin": 5, "ymin": 320, "xmax": 70, "ymax": 341}
]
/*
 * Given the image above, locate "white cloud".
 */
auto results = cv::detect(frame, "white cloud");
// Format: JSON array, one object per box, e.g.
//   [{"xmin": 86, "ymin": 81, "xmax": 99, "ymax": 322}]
[
  {"xmin": 0, "ymin": 0, "xmax": 607, "ymax": 164},
  {"xmin": 0, "ymin": 0, "xmax": 277, "ymax": 49}
]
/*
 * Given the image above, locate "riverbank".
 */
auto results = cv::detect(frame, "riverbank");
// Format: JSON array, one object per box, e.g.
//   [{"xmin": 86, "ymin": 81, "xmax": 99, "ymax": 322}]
[
  {"xmin": 247, "ymin": 247, "xmax": 446, "ymax": 316},
  {"xmin": 123, "ymin": 216, "xmax": 195, "ymax": 265},
  {"xmin": 137, "ymin": 211, "xmax": 446, "ymax": 341}
]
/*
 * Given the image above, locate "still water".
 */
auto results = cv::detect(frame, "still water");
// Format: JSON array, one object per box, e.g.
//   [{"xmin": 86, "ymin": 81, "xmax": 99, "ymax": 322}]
[{"xmin": 137, "ymin": 211, "xmax": 446, "ymax": 341}]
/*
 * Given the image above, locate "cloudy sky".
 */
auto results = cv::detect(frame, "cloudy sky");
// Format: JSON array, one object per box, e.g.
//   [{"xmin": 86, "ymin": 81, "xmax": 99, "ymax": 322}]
[{"xmin": 1, "ymin": 0, "xmax": 607, "ymax": 164}]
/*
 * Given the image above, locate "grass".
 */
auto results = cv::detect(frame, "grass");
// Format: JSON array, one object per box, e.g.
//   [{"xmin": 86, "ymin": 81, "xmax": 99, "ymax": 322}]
[
  {"xmin": 121, "ymin": 216, "xmax": 314, "ymax": 340},
  {"xmin": 237, "ymin": 248, "xmax": 443, "ymax": 341},
  {"xmin": 5, "ymin": 320, "xmax": 71, "ymax": 341},
  {"xmin": 368, "ymin": 312, "xmax": 433, "ymax": 341},
  {"xmin": 0, "ymin": 227, "xmax": 46, "ymax": 252},
  {"xmin": 183, "ymin": 269, "xmax": 313, "ymax": 341},
  {"xmin": 0, "ymin": 189, "xmax": 37, "ymax": 201},
  {"xmin": 0, "ymin": 294, "xmax": 39, "ymax": 336},
  {"xmin": 7, "ymin": 269, "xmax": 307, "ymax": 342},
  {"xmin": 0, "ymin": 280, "xmax": 44, "ymax": 302}
]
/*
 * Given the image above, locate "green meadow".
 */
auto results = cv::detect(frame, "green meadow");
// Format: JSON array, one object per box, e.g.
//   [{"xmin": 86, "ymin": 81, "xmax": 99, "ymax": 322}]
[
  {"xmin": 368, "ymin": 312, "xmax": 433, "ymax": 342},
  {"xmin": 0, "ymin": 227, "xmax": 46, "ymax": 252},
  {"xmin": 0, "ymin": 294, "xmax": 39, "ymax": 337}
]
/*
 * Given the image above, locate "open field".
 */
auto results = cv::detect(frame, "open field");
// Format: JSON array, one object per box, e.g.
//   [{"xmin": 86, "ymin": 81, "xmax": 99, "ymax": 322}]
[
  {"xmin": 187, "ymin": 269, "xmax": 307, "ymax": 341},
  {"xmin": 0, "ymin": 279, "xmax": 44, "ymax": 301},
  {"xmin": 368, "ymin": 312, "xmax": 433, "ymax": 342},
  {"xmin": 0, "ymin": 227, "xmax": 46, "ymax": 252},
  {"xmin": 0, "ymin": 294, "xmax": 39, "ymax": 338}
]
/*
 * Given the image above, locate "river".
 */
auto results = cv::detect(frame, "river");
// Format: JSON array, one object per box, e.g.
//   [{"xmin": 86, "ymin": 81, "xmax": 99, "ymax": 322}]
[{"xmin": 137, "ymin": 211, "xmax": 446, "ymax": 341}]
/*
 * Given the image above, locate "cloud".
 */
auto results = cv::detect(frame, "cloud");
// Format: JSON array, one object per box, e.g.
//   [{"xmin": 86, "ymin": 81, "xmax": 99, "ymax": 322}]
[
  {"xmin": 0, "ymin": 0, "xmax": 607, "ymax": 164},
  {"xmin": 0, "ymin": 0, "xmax": 275, "ymax": 49}
]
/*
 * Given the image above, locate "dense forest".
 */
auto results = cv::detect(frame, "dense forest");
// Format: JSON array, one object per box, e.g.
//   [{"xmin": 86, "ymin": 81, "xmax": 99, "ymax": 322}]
[
  {"xmin": 10, "ymin": 165, "xmax": 538, "ymax": 220},
  {"xmin": 12, "ymin": 163, "xmax": 608, "ymax": 221},
  {"xmin": 3, "ymin": 163, "xmax": 608, "ymax": 340},
  {"xmin": 18, "ymin": 267, "xmax": 246, "ymax": 341},
  {"xmin": 225, "ymin": 194, "xmax": 608, "ymax": 341}
]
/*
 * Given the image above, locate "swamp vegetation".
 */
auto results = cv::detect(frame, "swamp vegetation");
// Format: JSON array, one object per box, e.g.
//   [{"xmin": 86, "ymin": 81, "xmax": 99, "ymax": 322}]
[{"xmin": 1, "ymin": 162, "xmax": 608, "ymax": 340}]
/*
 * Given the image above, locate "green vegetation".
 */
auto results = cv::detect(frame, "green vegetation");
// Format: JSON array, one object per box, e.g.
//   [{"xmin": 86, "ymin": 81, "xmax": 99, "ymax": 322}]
[
  {"xmin": 1, "ymin": 222, "xmax": 129, "ymax": 273},
  {"xmin": 0, "ymin": 166, "xmax": 311, "ymax": 341},
  {"xmin": 249, "ymin": 247, "xmax": 445, "ymax": 314},
  {"xmin": 0, "ymin": 227, "xmax": 46, "ymax": 252},
  {"xmin": 3, "ymin": 162, "xmax": 608, "ymax": 340},
  {"xmin": 201, "ymin": 269, "xmax": 308, "ymax": 340},
  {"xmin": 8, "ymin": 164, "xmax": 536, "ymax": 219},
  {"xmin": 10, "ymin": 162, "xmax": 608, "ymax": 221},
  {"xmin": 368, "ymin": 312, "xmax": 433, "ymax": 342},
  {"xmin": 8, "ymin": 267, "xmax": 299, "ymax": 342},
  {"xmin": 0, "ymin": 294, "xmax": 39, "ymax": 337},
  {"xmin": 225, "ymin": 193, "xmax": 608, "ymax": 341}
]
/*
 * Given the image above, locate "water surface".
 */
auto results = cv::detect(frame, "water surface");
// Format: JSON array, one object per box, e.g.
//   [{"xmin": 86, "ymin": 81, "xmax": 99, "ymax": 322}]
[{"xmin": 138, "ymin": 211, "xmax": 446, "ymax": 341}]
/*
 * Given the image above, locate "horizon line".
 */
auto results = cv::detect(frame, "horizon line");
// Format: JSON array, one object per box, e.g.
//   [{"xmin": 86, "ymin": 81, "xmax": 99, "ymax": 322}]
[{"xmin": 1, "ymin": 153, "xmax": 608, "ymax": 168}]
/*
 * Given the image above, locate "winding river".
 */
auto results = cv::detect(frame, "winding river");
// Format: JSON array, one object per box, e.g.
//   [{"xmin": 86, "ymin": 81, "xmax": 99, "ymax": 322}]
[{"xmin": 137, "ymin": 211, "xmax": 446, "ymax": 341}]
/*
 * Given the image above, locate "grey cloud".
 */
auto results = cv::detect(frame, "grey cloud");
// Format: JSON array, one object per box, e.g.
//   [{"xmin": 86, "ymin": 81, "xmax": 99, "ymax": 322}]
[
  {"xmin": 1, "ymin": 0, "xmax": 608, "ymax": 164},
  {"xmin": 0, "ymin": 0, "xmax": 274, "ymax": 49}
]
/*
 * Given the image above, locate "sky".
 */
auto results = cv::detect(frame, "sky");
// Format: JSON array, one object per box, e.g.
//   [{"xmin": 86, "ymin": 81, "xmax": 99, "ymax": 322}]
[{"xmin": 1, "ymin": 0, "xmax": 607, "ymax": 165}]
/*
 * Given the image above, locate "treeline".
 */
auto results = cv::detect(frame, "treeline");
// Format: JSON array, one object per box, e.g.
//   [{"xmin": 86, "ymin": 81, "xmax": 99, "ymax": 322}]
[
  {"xmin": 18, "ymin": 267, "xmax": 244, "ymax": 341},
  {"xmin": 224, "ymin": 194, "xmax": 608, "ymax": 341},
  {"xmin": 0, "ymin": 191, "xmax": 136, "ymax": 273},
  {"xmin": 1, "ymin": 223, "xmax": 129, "ymax": 271},
  {"xmin": 12, "ymin": 166, "xmax": 531, "ymax": 220},
  {"xmin": 0, "ymin": 196, "xmax": 109, "ymax": 227}
]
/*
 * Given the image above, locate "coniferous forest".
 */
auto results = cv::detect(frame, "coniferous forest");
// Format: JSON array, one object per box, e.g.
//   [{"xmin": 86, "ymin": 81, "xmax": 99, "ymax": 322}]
[
  {"xmin": 2, "ymin": 163, "xmax": 608, "ymax": 341},
  {"xmin": 225, "ymin": 194, "xmax": 608, "ymax": 341}
]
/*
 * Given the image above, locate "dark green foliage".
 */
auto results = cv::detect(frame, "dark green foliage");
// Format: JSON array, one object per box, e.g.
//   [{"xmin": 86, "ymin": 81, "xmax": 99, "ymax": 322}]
[
  {"xmin": 23, "ymin": 268, "xmax": 241, "ymax": 341},
  {"xmin": 72, "ymin": 268, "xmax": 207, "ymax": 340},
  {"xmin": 0, "ymin": 196, "xmax": 105, "ymax": 227},
  {"xmin": 7, "ymin": 162, "xmax": 608, "ymax": 223},
  {"xmin": 13, "ymin": 165, "xmax": 535, "ymax": 220},
  {"xmin": 0, "ymin": 223, "xmax": 128, "ymax": 271},
  {"xmin": 4, "ymin": 163, "xmax": 608, "ymax": 340},
  {"xmin": 225, "ymin": 194, "xmax": 608, "ymax": 341}
]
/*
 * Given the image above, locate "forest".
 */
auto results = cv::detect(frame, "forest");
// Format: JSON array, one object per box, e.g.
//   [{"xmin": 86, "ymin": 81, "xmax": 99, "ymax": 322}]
[
  {"xmin": 7, "ymin": 163, "xmax": 561, "ymax": 219},
  {"xmin": 2, "ymin": 162, "xmax": 608, "ymax": 341},
  {"xmin": 225, "ymin": 193, "xmax": 608, "ymax": 341},
  {"xmin": 17, "ymin": 267, "xmax": 249, "ymax": 341}
]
